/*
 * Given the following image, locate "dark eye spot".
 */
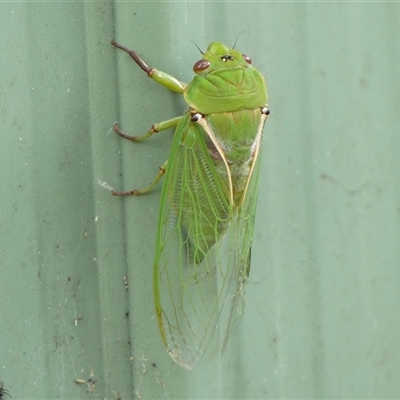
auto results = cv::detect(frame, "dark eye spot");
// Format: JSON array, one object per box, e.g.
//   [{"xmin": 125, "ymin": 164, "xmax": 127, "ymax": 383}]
[{"xmin": 221, "ymin": 55, "xmax": 234, "ymax": 62}]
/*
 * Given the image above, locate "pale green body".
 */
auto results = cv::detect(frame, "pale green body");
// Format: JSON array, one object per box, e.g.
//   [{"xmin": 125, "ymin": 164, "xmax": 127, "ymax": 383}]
[{"xmin": 112, "ymin": 41, "xmax": 269, "ymax": 370}]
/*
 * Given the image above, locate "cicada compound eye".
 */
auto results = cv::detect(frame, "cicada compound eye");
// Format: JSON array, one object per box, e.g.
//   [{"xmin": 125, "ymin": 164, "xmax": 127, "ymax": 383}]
[
  {"xmin": 193, "ymin": 59, "xmax": 210, "ymax": 73},
  {"xmin": 242, "ymin": 54, "xmax": 252, "ymax": 64}
]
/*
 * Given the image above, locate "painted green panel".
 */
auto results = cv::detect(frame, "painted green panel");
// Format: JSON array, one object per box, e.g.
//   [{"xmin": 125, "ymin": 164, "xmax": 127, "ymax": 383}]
[{"xmin": 1, "ymin": 1, "xmax": 400, "ymax": 399}]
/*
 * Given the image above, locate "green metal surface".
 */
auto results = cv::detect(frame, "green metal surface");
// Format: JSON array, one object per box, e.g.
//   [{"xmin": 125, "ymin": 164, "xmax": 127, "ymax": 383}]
[{"xmin": 1, "ymin": 1, "xmax": 400, "ymax": 399}]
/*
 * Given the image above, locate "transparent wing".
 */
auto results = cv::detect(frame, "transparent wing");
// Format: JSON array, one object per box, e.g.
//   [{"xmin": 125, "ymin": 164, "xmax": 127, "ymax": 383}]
[{"xmin": 154, "ymin": 113, "xmax": 234, "ymax": 369}]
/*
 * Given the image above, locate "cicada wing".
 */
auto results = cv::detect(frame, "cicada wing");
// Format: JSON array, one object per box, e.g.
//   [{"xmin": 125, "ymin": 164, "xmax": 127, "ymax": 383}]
[
  {"xmin": 154, "ymin": 114, "xmax": 236, "ymax": 370},
  {"xmin": 220, "ymin": 144, "xmax": 263, "ymax": 351}
]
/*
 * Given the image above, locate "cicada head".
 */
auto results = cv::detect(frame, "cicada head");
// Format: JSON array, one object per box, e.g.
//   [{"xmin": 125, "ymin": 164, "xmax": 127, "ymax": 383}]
[{"xmin": 192, "ymin": 42, "xmax": 252, "ymax": 76}]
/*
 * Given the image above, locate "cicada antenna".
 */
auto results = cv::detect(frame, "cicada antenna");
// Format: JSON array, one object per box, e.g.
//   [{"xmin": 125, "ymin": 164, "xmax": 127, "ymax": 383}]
[
  {"xmin": 190, "ymin": 39, "xmax": 204, "ymax": 55},
  {"xmin": 233, "ymin": 30, "xmax": 246, "ymax": 49}
]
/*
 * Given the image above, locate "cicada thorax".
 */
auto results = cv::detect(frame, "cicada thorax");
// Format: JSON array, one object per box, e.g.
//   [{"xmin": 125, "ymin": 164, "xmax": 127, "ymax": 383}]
[{"xmin": 203, "ymin": 108, "xmax": 263, "ymax": 206}]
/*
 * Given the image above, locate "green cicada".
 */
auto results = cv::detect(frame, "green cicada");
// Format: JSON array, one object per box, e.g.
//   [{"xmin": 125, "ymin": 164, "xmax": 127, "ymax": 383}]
[{"xmin": 111, "ymin": 39, "xmax": 269, "ymax": 370}]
